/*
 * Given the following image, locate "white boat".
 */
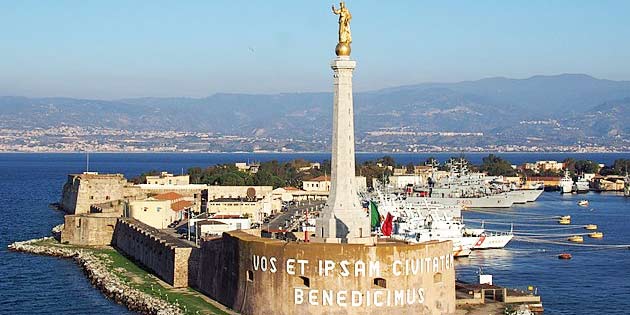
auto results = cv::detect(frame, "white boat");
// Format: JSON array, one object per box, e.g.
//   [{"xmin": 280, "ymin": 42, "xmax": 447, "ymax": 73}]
[
  {"xmin": 560, "ymin": 171, "xmax": 574, "ymax": 194},
  {"xmin": 464, "ymin": 227, "xmax": 514, "ymax": 249},
  {"xmin": 578, "ymin": 200, "xmax": 589, "ymax": 207},
  {"xmin": 380, "ymin": 198, "xmax": 513, "ymax": 253},
  {"xmin": 573, "ymin": 175, "xmax": 590, "ymax": 193}
]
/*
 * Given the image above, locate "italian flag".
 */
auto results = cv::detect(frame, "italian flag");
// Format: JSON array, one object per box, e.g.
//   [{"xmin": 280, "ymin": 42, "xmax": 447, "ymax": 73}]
[{"xmin": 369, "ymin": 201, "xmax": 381, "ymax": 229}]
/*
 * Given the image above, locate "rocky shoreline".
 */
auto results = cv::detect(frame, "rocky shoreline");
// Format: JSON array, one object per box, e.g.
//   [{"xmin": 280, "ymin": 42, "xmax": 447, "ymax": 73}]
[{"xmin": 8, "ymin": 237, "xmax": 183, "ymax": 315}]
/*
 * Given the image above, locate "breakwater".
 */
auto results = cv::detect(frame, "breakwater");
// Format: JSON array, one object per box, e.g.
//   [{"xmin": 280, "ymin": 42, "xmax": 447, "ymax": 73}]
[{"xmin": 8, "ymin": 237, "xmax": 183, "ymax": 315}]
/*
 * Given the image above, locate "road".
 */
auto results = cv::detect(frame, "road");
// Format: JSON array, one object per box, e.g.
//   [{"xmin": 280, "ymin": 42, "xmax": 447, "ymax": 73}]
[{"xmin": 265, "ymin": 200, "xmax": 325, "ymax": 231}]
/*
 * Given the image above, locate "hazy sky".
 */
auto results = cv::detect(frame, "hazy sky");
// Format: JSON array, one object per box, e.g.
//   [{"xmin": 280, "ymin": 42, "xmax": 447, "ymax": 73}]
[{"xmin": 1, "ymin": 0, "xmax": 629, "ymax": 99}]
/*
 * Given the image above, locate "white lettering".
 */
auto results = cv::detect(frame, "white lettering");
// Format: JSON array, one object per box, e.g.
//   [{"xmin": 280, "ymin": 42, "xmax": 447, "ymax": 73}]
[
  {"xmin": 322, "ymin": 290, "xmax": 333, "ymax": 306},
  {"xmin": 354, "ymin": 260, "xmax": 366, "ymax": 277},
  {"xmin": 374, "ymin": 291, "xmax": 384, "ymax": 307},
  {"xmin": 297, "ymin": 259, "xmax": 308, "ymax": 276},
  {"xmin": 417, "ymin": 288, "xmax": 425, "ymax": 304},
  {"xmin": 337, "ymin": 290, "xmax": 347, "ymax": 307},
  {"xmin": 294, "ymin": 288, "xmax": 304, "ymax": 304},
  {"xmin": 392, "ymin": 260, "xmax": 402, "ymax": 276},
  {"xmin": 369, "ymin": 261, "xmax": 380, "ymax": 277},
  {"xmin": 406, "ymin": 289, "xmax": 416, "ymax": 305},
  {"xmin": 410, "ymin": 259, "xmax": 420, "ymax": 275},
  {"xmin": 340, "ymin": 260, "xmax": 350, "ymax": 277},
  {"xmin": 286, "ymin": 259, "xmax": 296, "ymax": 275},
  {"xmin": 270, "ymin": 257, "xmax": 277, "ymax": 273},
  {"xmin": 260, "ymin": 256, "xmax": 268, "ymax": 271},
  {"xmin": 351, "ymin": 291, "xmax": 362, "ymax": 307},
  {"xmin": 433, "ymin": 257, "xmax": 439, "ymax": 273},
  {"xmin": 308, "ymin": 290, "xmax": 318, "ymax": 305},
  {"xmin": 394, "ymin": 290, "xmax": 404, "ymax": 306},
  {"xmin": 253, "ymin": 255, "xmax": 260, "ymax": 270},
  {"xmin": 324, "ymin": 260, "xmax": 335, "ymax": 276}
]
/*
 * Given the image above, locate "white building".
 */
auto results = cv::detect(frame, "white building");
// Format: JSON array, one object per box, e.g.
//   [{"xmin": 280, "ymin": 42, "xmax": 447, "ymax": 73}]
[
  {"xmin": 145, "ymin": 172, "xmax": 190, "ymax": 185},
  {"xmin": 389, "ymin": 175, "xmax": 423, "ymax": 189},
  {"xmin": 302, "ymin": 175, "xmax": 366, "ymax": 193},
  {"xmin": 127, "ymin": 192, "xmax": 192, "ymax": 229}
]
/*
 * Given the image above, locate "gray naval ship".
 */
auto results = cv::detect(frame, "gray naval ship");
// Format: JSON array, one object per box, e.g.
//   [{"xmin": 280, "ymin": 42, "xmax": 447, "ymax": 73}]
[{"xmin": 407, "ymin": 159, "xmax": 543, "ymax": 209}]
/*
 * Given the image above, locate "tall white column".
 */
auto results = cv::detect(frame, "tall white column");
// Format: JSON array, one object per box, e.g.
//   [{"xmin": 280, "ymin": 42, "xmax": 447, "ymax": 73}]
[{"xmin": 316, "ymin": 56, "xmax": 372, "ymax": 244}]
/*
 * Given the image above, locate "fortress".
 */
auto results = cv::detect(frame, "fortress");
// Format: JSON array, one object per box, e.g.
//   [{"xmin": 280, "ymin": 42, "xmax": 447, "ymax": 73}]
[{"xmin": 56, "ymin": 3, "xmax": 456, "ymax": 314}]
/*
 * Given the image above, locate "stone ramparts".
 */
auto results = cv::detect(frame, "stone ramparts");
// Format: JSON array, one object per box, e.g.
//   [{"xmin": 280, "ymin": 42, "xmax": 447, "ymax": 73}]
[
  {"xmin": 195, "ymin": 230, "xmax": 456, "ymax": 315},
  {"xmin": 112, "ymin": 218, "xmax": 198, "ymax": 288}
]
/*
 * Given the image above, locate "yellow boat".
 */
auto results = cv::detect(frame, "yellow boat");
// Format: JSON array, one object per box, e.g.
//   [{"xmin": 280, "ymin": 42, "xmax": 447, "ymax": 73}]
[
  {"xmin": 589, "ymin": 232, "xmax": 604, "ymax": 239},
  {"xmin": 558, "ymin": 218, "xmax": 571, "ymax": 225},
  {"xmin": 568, "ymin": 235, "xmax": 584, "ymax": 243},
  {"xmin": 584, "ymin": 224, "xmax": 598, "ymax": 230},
  {"xmin": 560, "ymin": 215, "xmax": 571, "ymax": 220}
]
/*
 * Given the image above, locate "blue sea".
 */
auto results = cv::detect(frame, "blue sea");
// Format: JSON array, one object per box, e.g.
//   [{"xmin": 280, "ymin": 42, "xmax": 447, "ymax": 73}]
[{"xmin": 0, "ymin": 152, "xmax": 629, "ymax": 314}]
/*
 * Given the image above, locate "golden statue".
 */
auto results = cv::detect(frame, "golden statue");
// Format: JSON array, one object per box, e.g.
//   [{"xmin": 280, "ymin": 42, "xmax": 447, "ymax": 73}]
[{"xmin": 332, "ymin": 1, "xmax": 352, "ymax": 56}]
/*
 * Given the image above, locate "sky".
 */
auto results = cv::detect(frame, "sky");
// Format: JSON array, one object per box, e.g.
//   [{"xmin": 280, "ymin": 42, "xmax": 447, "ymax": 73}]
[{"xmin": 1, "ymin": 0, "xmax": 629, "ymax": 99}]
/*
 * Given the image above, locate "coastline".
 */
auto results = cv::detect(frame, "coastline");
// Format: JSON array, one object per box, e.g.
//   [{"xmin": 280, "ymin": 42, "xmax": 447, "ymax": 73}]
[
  {"xmin": 8, "ymin": 235, "xmax": 232, "ymax": 315},
  {"xmin": 8, "ymin": 237, "xmax": 183, "ymax": 315}
]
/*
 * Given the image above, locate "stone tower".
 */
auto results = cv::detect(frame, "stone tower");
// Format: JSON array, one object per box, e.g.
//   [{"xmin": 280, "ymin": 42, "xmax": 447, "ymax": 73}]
[{"xmin": 315, "ymin": 55, "xmax": 372, "ymax": 244}]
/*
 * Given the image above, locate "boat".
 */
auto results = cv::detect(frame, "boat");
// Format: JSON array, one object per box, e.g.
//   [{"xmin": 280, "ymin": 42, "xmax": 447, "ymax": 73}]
[
  {"xmin": 464, "ymin": 226, "xmax": 514, "ymax": 250},
  {"xmin": 567, "ymin": 235, "xmax": 584, "ymax": 243},
  {"xmin": 624, "ymin": 173, "xmax": 630, "ymax": 197},
  {"xmin": 558, "ymin": 218, "xmax": 571, "ymax": 225},
  {"xmin": 573, "ymin": 175, "xmax": 590, "ymax": 193},
  {"xmin": 584, "ymin": 224, "xmax": 598, "ymax": 230},
  {"xmin": 578, "ymin": 200, "xmax": 589, "ymax": 207},
  {"xmin": 588, "ymin": 232, "xmax": 603, "ymax": 239},
  {"xmin": 558, "ymin": 253, "xmax": 572, "ymax": 259},
  {"xmin": 559, "ymin": 171, "xmax": 574, "ymax": 194}
]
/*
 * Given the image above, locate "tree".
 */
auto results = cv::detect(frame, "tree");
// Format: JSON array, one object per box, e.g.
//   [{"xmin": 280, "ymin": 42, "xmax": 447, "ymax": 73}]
[
  {"xmin": 479, "ymin": 154, "xmax": 516, "ymax": 176},
  {"xmin": 406, "ymin": 162, "xmax": 415, "ymax": 174}
]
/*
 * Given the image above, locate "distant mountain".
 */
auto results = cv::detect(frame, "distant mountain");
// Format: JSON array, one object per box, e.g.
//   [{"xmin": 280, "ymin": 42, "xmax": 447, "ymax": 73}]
[
  {"xmin": 381, "ymin": 74, "xmax": 630, "ymax": 115},
  {"xmin": 1, "ymin": 74, "xmax": 629, "ymax": 146}
]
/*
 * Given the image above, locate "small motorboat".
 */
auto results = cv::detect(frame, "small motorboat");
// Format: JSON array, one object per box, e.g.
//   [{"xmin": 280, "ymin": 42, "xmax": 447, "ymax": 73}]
[
  {"xmin": 584, "ymin": 224, "xmax": 598, "ymax": 230},
  {"xmin": 588, "ymin": 232, "xmax": 603, "ymax": 239},
  {"xmin": 578, "ymin": 200, "xmax": 589, "ymax": 207},
  {"xmin": 568, "ymin": 235, "xmax": 584, "ymax": 243},
  {"xmin": 558, "ymin": 253, "xmax": 572, "ymax": 259},
  {"xmin": 558, "ymin": 218, "xmax": 571, "ymax": 225}
]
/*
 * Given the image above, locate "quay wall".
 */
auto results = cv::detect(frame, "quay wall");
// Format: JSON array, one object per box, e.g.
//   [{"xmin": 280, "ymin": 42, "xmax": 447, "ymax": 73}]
[
  {"xmin": 194, "ymin": 231, "xmax": 456, "ymax": 315},
  {"xmin": 112, "ymin": 219, "xmax": 197, "ymax": 288}
]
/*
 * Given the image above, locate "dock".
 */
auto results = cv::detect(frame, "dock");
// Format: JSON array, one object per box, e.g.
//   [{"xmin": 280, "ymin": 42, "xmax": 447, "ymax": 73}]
[{"xmin": 456, "ymin": 280, "xmax": 543, "ymax": 314}]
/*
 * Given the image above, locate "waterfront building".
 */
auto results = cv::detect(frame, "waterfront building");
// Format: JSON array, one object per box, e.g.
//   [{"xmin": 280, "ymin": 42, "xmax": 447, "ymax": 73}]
[
  {"xmin": 389, "ymin": 175, "xmax": 423, "ymax": 189},
  {"xmin": 592, "ymin": 175, "xmax": 626, "ymax": 191},
  {"xmin": 128, "ymin": 192, "xmax": 192, "ymax": 229},
  {"xmin": 195, "ymin": 217, "xmax": 251, "ymax": 238},
  {"xmin": 302, "ymin": 175, "xmax": 332, "ymax": 192},
  {"xmin": 206, "ymin": 185, "xmax": 273, "ymax": 200},
  {"xmin": 206, "ymin": 197, "xmax": 275, "ymax": 222},
  {"xmin": 145, "ymin": 171, "xmax": 190, "ymax": 185},
  {"xmin": 302, "ymin": 175, "xmax": 368, "ymax": 193}
]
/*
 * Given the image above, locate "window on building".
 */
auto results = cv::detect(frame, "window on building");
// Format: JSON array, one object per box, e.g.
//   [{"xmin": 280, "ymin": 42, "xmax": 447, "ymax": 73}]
[
  {"xmin": 90, "ymin": 196, "xmax": 94, "ymax": 200},
  {"xmin": 433, "ymin": 273, "xmax": 443, "ymax": 284},
  {"xmin": 374, "ymin": 278, "xmax": 387, "ymax": 288}
]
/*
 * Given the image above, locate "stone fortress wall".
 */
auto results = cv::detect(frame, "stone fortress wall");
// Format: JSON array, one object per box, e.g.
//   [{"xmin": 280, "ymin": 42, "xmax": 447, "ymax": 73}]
[
  {"xmin": 60, "ymin": 173, "xmax": 133, "ymax": 214},
  {"xmin": 61, "ymin": 213, "xmax": 119, "ymax": 246},
  {"xmin": 112, "ymin": 218, "xmax": 198, "ymax": 288},
  {"xmin": 194, "ymin": 230, "xmax": 456, "ymax": 315}
]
